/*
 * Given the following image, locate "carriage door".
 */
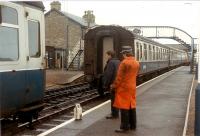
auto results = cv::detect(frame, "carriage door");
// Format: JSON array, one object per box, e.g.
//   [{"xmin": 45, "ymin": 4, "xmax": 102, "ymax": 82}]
[
  {"xmin": 102, "ymin": 37, "xmax": 114, "ymax": 70},
  {"xmin": 24, "ymin": 6, "xmax": 44, "ymax": 103}
]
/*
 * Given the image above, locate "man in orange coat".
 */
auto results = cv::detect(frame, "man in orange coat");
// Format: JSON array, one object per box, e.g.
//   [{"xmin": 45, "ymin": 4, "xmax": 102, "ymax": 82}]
[{"xmin": 111, "ymin": 46, "xmax": 140, "ymax": 133}]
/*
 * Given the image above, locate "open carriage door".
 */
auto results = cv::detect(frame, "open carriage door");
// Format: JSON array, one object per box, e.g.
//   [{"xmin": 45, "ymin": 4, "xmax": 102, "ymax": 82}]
[{"xmin": 102, "ymin": 37, "xmax": 114, "ymax": 70}]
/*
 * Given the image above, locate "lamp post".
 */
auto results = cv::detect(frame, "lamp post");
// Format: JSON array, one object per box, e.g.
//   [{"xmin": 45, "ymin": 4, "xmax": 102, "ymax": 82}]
[{"xmin": 191, "ymin": 37, "xmax": 198, "ymax": 73}]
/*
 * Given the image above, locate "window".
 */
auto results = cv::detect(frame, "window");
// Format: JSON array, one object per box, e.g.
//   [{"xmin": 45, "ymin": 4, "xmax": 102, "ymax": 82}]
[
  {"xmin": 144, "ymin": 44, "xmax": 147, "ymax": 61},
  {"xmin": 160, "ymin": 48, "xmax": 163, "ymax": 60},
  {"xmin": 140, "ymin": 44, "xmax": 142, "ymax": 61},
  {"xmin": 148, "ymin": 45, "xmax": 152, "ymax": 61},
  {"xmin": 156, "ymin": 47, "xmax": 159, "ymax": 60},
  {"xmin": 0, "ymin": 27, "xmax": 19, "ymax": 61},
  {"xmin": 28, "ymin": 20, "xmax": 40, "ymax": 57},
  {"xmin": 153, "ymin": 46, "xmax": 155, "ymax": 60},
  {"xmin": 166, "ymin": 49, "xmax": 169, "ymax": 60},
  {"xmin": 1, "ymin": 6, "xmax": 18, "ymax": 25},
  {"xmin": 161, "ymin": 49, "xmax": 163, "ymax": 60},
  {"xmin": 0, "ymin": 6, "xmax": 18, "ymax": 61},
  {"xmin": 136, "ymin": 42, "xmax": 139, "ymax": 61},
  {"xmin": 158, "ymin": 48, "xmax": 160, "ymax": 60},
  {"xmin": 163, "ymin": 49, "xmax": 166, "ymax": 60}
]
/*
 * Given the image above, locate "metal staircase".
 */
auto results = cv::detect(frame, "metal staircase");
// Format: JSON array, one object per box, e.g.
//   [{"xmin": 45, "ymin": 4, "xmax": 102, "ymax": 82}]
[{"xmin": 67, "ymin": 39, "xmax": 84, "ymax": 70}]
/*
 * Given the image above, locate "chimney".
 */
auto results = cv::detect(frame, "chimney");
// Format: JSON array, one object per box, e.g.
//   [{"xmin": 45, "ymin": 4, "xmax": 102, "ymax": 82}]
[
  {"xmin": 82, "ymin": 10, "xmax": 95, "ymax": 27},
  {"xmin": 50, "ymin": 1, "xmax": 61, "ymax": 11}
]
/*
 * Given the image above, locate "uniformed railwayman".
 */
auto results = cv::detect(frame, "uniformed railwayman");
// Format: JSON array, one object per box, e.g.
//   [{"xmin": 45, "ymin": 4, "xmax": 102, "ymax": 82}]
[{"xmin": 111, "ymin": 46, "xmax": 140, "ymax": 133}]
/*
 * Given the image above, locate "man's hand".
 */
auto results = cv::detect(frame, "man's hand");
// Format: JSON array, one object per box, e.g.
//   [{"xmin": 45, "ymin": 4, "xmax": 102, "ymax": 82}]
[{"xmin": 110, "ymin": 84, "xmax": 114, "ymax": 90}]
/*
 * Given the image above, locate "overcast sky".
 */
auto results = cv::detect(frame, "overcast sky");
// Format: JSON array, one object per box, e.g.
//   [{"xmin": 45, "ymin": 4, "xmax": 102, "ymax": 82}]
[{"xmin": 43, "ymin": 1, "xmax": 200, "ymax": 44}]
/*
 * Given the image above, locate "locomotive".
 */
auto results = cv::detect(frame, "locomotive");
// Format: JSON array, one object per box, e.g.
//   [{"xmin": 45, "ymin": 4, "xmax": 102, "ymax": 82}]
[
  {"xmin": 0, "ymin": 1, "xmax": 45, "ymax": 122},
  {"xmin": 84, "ymin": 25, "xmax": 188, "ymax": 95}
]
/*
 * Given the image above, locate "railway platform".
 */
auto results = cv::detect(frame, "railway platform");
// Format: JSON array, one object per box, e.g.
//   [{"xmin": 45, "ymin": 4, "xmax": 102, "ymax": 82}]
[
  {"xmin": 46, "ymin": 70, "xmax": 84, "ymax": 88},
  {"xmin": 39, "ymin": 66, "xmax": 195, "ymax": 136}
]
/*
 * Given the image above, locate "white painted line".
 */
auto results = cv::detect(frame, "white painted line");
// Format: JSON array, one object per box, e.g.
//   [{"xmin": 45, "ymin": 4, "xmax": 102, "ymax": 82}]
[
  {"xmin": 37, "ymin": 118, "xmax": 75, "ymax": 136},
  {"xmin": 82, "ymin": 100, "xmax": 110, "ymax": 116},
  {"xmin": 182, "ymin": 75, "xmax": 195, "ymax": 136},
  {"xmin": 37, "ymin": 100, "xmax": 110, "ymax": 136},
  {"xmin": 38, "ymin": 66, "xmax": 183, "ymax": 136}
]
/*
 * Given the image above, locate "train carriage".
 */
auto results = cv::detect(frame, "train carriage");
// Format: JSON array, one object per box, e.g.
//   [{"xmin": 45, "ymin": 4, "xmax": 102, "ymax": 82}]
[
  {"xmin": 84, "ymin": 25, "xmax": 188, "ymax": 94},
  {"xmin": 0, "ymin": 1, "xmax": 45, "ymax": 121}
]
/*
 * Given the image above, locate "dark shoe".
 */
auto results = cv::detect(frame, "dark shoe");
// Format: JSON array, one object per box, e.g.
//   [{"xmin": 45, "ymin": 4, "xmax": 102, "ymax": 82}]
[
  {"xmin": 115, "ymin": 128, "xmax": 128, "ymax": 133},
  {"xmin": 130, "ymin": 127, "xmax": 136, "ymax": 130},
  {"xmin": 106, "ymin": 115, "xmax": 118, "ymax": 119}
]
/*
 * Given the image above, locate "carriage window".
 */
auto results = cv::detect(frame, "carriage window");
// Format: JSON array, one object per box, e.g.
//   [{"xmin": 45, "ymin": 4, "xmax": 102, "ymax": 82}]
[
  {"xmin": 155, "ymin": 47, "xmax": 158, "ymax": 60},
  {"xmin": 144, "ymin": 44, "xmax": 147, "ymax": 61},
  {"xmin": 28, "ymin": 20, "xmax": 40, "ymax": 57},
  {"xmin": 153, "ymin": 46, "xmax": 155, "ymax": 60},
  {"xmin": 140, "ymin": 44, "xmax": 143, "ymax": 61},
  {"xmin": 160, "ymin": 48, "xmax": 163, "ymax": 60},
  {"xmin": 158, "ymin": 48, "xmax": 160, "ymax": 60},
  {"xmin": 157, "ymin": 47, "xmax": 159, "ymax": 60},
  {"xmin": 0, "ymin": 26, "xmax": 19, "ymax": 61},
  {"xmin": 149, "ymin": 45, "xmax": 152, "ymax": 61},
  {"xmin": 1, "ymin": 6, "xmax": 18, "ymax": 25},
  {"xmin": 162, "ymin": 49, "xmax": 166, "ymax": 60},
  {"xmin": 136, "ymin": 42, "xmax": 139, "ymax": 61},
  {"xmin": 163, "ymin": 49, "xmax": 166, "ymax": 60}
]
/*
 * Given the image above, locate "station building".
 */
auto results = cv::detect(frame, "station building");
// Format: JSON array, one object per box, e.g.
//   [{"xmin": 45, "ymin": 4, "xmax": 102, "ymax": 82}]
[{"xmin": 45, "ymin": 1, "xmax": 95, "ymax": 69}]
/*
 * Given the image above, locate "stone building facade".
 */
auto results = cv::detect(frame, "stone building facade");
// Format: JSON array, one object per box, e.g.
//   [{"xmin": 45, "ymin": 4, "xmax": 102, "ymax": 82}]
[{"xmin": 45, "ymin": 1, "xmax": 95, "ymax": 69}]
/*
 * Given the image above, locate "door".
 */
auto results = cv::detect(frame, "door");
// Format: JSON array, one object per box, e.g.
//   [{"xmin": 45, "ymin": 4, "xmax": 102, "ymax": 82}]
[
  {"xmin": 24, "ymin": 6, "xmax": 45, "ymax": 104},
  {"xmin": 102, "ymin": 37, "xmax": 114, "ymax": 70}
]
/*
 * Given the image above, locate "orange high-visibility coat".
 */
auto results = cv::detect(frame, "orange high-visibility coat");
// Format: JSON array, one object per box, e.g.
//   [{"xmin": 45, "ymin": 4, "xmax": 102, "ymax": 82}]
[{"xmin": 113, "ymin": 56, "xmax": 139, "ymax": 109}]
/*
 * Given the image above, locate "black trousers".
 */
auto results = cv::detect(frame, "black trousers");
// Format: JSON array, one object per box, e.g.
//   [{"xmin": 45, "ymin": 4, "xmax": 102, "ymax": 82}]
[
  {"xmin": 110, "ymin": 91, "xmax": 119, "ymax": 117},
  {"xmin": 120, "ymin": 108, "xmax": 136, "ymax": 130}
]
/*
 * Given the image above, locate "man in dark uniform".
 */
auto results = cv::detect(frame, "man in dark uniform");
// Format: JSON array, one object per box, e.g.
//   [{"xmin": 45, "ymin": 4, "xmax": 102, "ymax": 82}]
[{"xmin": 103, "ymin": 50, "xmax": 120, "ymax": 119}]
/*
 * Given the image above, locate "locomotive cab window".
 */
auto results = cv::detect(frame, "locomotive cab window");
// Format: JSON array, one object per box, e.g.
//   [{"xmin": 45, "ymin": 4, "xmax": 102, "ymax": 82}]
[
  {"xmin": 0, "ymin": 5, "xmax": 19, "ymax": 61},
  {"xmin": 0, "ymin": 5, "xmax": 18, "ymax": 25},
  {"xmin": 28, "ymin": 20, "xmax": 40, "ymax": 57}
]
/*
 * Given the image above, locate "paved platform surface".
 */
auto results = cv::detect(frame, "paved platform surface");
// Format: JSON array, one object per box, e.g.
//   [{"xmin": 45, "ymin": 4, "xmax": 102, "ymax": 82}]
[
  {"xmin": 46, "ymin": 70, "xmax": 83, "ymax": 88},
  {"xmin": 41, "ymin": 66, "xmax": 194, "ymax": 136}
]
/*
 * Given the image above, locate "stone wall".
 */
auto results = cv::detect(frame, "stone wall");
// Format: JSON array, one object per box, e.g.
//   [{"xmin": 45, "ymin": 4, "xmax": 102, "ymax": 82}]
[
  {"xmin": 45, "ymin": 11, "xmax": 68, "ymax": 49},
  {"xmin": 45, "ymin": 10, "xmax": 86, "ymax": 68}
]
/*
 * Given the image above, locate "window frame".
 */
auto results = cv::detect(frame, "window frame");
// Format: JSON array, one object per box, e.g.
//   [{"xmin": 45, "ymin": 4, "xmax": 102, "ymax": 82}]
[
  {"xmin": 0, "ymin": 5, "xmax": 19, "ymax": 62},
  {"xmin": 28, "ymin": 19, "xmax": 41, "ymax": 58},
  {"xmin": 136, "ymin": 42, "xmax": 139, "ymax": 61},
  {"xmin": 0, "ymin": 5, "xmax": 2, "ymax": 24},
  {"xmin": 139, "ymin": 43, "xmax": 143, "ymax": 61},
  {"xmin": 0, "ymin": 5, "xmax": 18, "ymax": 25},
  {"xmin": 144, "ymin": 43, "xmax": 147, "ymax": 61},
  {"xmin": 148, "ymin": 44, "xmax": 152, "ymax": 61}
]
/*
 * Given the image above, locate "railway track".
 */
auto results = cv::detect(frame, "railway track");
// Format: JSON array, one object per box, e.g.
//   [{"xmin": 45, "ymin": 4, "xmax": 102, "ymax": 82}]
[{"xmin": 1, "ymin": 83, "xmax": 109, "ymax": 136}]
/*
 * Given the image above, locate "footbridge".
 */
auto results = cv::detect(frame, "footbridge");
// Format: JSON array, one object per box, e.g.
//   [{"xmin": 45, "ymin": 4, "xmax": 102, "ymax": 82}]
[{"xmin": 125, "ymin": 26, "xmax": 197, "ymax": 73}]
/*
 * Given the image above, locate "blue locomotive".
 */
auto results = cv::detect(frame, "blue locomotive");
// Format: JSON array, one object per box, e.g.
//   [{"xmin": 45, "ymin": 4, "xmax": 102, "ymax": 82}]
[{"xmin": 0, "ymin": 2, "xmax": 45, "ymax": 122}]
